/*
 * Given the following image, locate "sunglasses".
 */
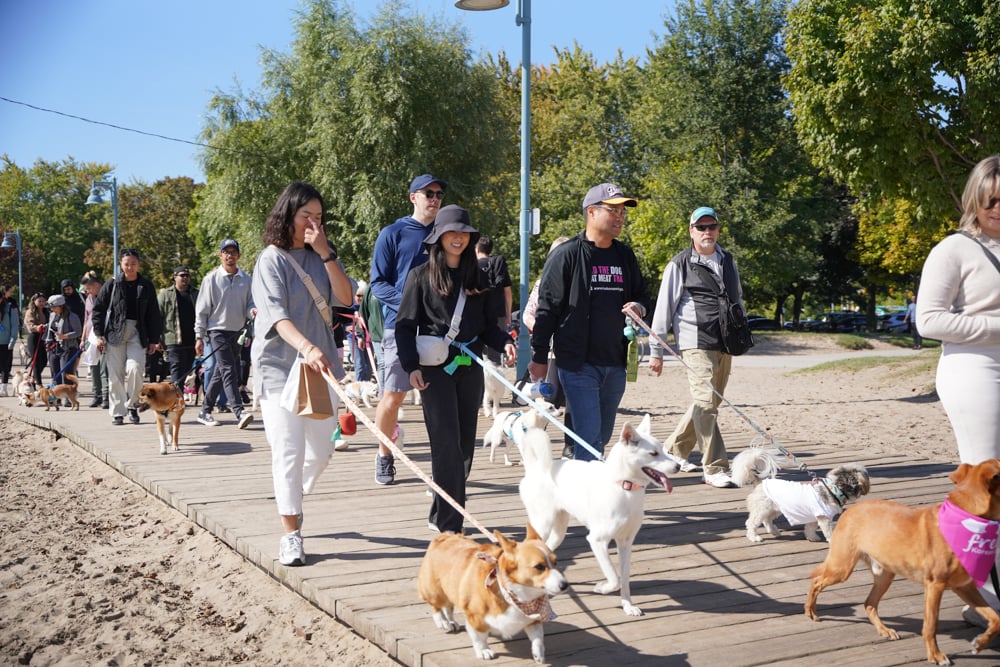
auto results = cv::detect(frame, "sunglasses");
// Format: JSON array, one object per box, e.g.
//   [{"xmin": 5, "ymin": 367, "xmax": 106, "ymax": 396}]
[
  {"xmin": 692, "ymin": 223, "xmax": 720, "ymax": 232},
  {"xmin": 175, "ymin": 273, "xmax": 190, "ymax": 278},
  {"xmin": 983, "ymin": 198, "xmax": 1000, "ymax": 210},
  {"xmin": 416, "ymin": 189, "xmax": 445, "ymax": 200},
  {"xmin": 120, "ymin": 248, "xmax": 139, "ymax": 258}
]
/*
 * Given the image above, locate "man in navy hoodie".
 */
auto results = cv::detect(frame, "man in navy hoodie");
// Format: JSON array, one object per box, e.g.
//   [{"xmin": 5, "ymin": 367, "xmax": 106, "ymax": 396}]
[{"xmin": 369, "ymin": 174, "xmax": 445, "ymax": 485}]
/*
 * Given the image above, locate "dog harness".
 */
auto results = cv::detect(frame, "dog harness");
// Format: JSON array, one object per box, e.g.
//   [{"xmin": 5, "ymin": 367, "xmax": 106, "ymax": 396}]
[
  {"xmin": 938, "ymin": 499, "xmax": 999, "ymax": 587},
  {"xmin": 761, "ymin": 478, "xmax": 842, "ymax": 526},
  {"xmin": 502, "ymin": 411, "xmax": 525, "ymax": 443}
]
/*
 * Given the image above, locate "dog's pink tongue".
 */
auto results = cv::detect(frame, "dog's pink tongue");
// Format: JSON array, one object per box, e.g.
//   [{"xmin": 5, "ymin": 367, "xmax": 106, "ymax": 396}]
[{"xmin": 644, "ymin": 468, "xmax": 672, "ymax": 493}]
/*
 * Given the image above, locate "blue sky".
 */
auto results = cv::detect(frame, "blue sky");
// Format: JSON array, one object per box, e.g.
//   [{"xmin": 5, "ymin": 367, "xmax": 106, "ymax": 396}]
[{"xmin": 1, "ymin": 1, "xmax": 676, "ymax": 186}]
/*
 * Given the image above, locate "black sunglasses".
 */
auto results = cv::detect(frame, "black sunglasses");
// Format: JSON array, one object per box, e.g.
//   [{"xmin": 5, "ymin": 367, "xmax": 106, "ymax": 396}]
[
  {"xmin": 175, "ymin": 273, "xmax": 190, "ymax": 278},
  {"xmin": 692, "ymin": 223, "xmax": 720, "ymax": 232},
  {"xmin": 120, "ymin": 248, "xmax": 139, "ymax": 258},
  {"xmin": 416, "ymin": 189, "xmax": 445, "ymax": 200}
]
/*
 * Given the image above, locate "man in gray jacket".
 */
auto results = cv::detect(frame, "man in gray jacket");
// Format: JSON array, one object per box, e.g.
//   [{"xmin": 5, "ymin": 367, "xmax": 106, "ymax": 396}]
[
  {"xmin": 649, "ymin": 206, "xmax": 746, "ymax": 488},
  {"xmin": 195, "ymin": 239, "xmax": 255, "ymax": 429}
]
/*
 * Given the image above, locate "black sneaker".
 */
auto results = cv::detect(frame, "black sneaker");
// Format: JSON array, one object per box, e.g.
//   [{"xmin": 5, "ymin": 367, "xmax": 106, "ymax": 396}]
[
  {"xmin": 101, "ymin": 401, "xmax": 109, "ymax": 409},
  {"xmin": 112, "ymin": 416, "xmax": 124, "ymax": 426},
  {"xmin": 128, "ymin": 408, "xmax": 140, "ymax": 424},
  {"xmin": 89, "ymin": 397, "xmax": 102, "ymax": 408},
  {"xmin": 240, "ymin": 389, "xmax": 251, "ymax": 405}
]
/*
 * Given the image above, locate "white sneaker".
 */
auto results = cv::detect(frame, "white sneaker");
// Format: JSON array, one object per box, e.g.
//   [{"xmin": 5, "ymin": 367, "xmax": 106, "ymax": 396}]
[
  {"xmin": 703, "ymin": 471, "xmax": 737, "ymax": 488},
  {"xmin": 279, "ymin": 531, "xmax": 305, "ymax": 566},
  {"xmin": 237, "ymin": 412, "xmax": 253, "ymax": 429},
  {"xmin": 679, "ymin": 459, "xmax": 701, "ymax": 473}
]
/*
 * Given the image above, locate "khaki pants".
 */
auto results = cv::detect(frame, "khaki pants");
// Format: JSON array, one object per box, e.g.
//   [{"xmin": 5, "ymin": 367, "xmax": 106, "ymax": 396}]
[
  {"xmin": 105, "ymin": 319, "xmax": 144, "ymax": 418},
  {"xmin": 665, "ymin": 349, "xmax": 732, "ymax": 474}
]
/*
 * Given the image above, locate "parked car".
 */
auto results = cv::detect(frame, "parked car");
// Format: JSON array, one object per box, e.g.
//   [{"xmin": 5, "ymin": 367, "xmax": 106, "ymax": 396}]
[
  {"xmin": 881, "ymin": 311, "xmax": 910, "ymax": 333},
  {"xmin": 814, "ymin": 311, "xmax": 867, "ymax": 333},
  {"xmin": 747, "ymin": 316, "xmax": 780, "ymax": 331}
]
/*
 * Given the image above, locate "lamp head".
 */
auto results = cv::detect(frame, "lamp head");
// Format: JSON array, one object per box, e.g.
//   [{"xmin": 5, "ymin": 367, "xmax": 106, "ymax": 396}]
[
  {"xmin": 455, "ymin": 0, "xmax": 509, "ymax": 10},
  {"xmin": 1, "ymin": 233, "xmax": 15, "ymax": 249},
  {"xmin": 86, "ymin": 187, "xmax": 105, "ymax": 205}
]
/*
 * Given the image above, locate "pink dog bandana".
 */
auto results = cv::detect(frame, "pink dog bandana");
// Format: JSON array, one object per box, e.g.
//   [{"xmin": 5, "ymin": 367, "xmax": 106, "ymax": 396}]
[{"xmin": 938, "ymin": 500, "xmax": 999, "ymax": 587}]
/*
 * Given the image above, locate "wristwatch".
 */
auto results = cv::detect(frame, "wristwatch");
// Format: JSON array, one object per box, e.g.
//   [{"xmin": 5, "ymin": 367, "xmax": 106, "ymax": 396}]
[{"xmin": 322, "ymin": 253, "xmax": 338, "ymax": 263}]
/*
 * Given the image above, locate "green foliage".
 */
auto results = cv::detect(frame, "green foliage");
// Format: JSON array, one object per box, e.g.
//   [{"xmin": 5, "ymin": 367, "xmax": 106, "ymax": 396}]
[
  {"xmin": 196, "ymin": 0, "xmax": 509, "ymax": 281},
  {"xmin": 786, "ymin": 0, "xmax": 1000, "ymax": 225}
]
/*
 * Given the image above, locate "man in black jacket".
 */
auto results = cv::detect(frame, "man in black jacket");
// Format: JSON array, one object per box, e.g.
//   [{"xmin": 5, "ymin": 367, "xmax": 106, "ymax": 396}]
[
  {"xmin": 91, "ymin": 249, "xmax": 163, "ymax": 426},
  {"xmin": 528, "ymin": 183, "xmax": 650, "ymax": 461}
]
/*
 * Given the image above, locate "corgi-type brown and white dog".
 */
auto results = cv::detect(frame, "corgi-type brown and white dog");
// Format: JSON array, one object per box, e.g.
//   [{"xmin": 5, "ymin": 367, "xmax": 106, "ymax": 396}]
[
  {"xmin": 805, "ymin": 459, "xmax": 1000, "ymax": 666},
  {"xmin": 417, "ymin": 524, "xmax": 568, "ymax": 663},
  {"xmin": 39, "ymin": 374, "xmax": 79, "ymax": 411},
  {"xmin": 137, "ymin": 381, "xmax": 186, "ymax": 454},
  {"xmin": 13, "ymin": 371, "xmax": 36, "ymax": 407}
]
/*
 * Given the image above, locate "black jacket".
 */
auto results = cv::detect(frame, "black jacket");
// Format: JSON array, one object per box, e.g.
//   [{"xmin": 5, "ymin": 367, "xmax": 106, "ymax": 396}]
[
  {"xmin": 91, "ymin": 274, "xmax": 163, "ymax": 347},
  {"xmin": 530, "ymin": 232, "xmax": 650, "ymax": 371}
]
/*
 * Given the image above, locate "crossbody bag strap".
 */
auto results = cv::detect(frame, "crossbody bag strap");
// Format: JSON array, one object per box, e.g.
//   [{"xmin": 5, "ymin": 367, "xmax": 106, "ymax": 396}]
[
  {"xmin": 276, "ymin": 248, "xmax": 332, "ymax": 327},
  {"xmin": 959, "ymin": 231, "xmax": 1000, "ymax": 276},
  {"xmin": 445, "ymin": 290, "xmax": 467, "ymax": 342}
]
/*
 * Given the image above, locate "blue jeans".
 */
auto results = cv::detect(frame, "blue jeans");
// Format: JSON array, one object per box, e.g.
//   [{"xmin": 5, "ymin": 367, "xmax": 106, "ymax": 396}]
[{"xmin": 558, "ymin": 363, "xmax": 627, "ymax": 461}]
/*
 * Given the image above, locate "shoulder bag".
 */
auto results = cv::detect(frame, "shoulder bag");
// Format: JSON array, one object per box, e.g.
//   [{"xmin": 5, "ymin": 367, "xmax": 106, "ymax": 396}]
[{"xmin": 416, "ymin": 291, "xmax": 466, "ymax": 366}]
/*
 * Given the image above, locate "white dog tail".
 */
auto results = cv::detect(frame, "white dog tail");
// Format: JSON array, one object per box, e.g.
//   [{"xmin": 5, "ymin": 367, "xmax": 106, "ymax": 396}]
[
  {"xmin": 731, "ymin": 447, "xmax": 788, "ymax": 487},
  {"xmin": 519, "ymin": 428, "xmax": 554, "ymax": 475}
]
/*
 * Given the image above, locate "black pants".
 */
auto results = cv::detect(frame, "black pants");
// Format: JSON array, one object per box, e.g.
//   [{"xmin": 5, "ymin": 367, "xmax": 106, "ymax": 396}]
[
  {"xmin": 422, "ymin": 360, "xmax": 484, "ymax": 534},
  {"xmin": 166, "ymin": 345, "xmax": 196, "ymax": 393},
  {"xmin": 49, "ymin": 346, "xmax": 77, "ymax": 384},
  {"xmin": 203, "ymin": 330, "xmax": 242, "ymax": 414},
  {"xmin": 27, "ymin": 333, "xmax": 47, "ymax": 385},
  {"xmin": 0, "ymin": 346, "xmax": 12, "ymax": 383}
]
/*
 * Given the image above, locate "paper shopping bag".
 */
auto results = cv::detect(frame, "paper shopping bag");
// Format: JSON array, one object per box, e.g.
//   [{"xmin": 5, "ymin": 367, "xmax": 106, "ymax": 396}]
[{"xmin": 296, "ymin": 363, "xmax": 336, "ymax": 419}]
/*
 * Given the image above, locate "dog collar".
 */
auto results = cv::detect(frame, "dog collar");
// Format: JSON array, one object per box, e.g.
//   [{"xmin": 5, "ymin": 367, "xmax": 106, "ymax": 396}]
[
  {"xmin": 486, "ymin": 567, "xmax": 557, "ymax": 622},
  {"xmin": 617, "ymin": 480, "xmax": 646, "ymax": 491},
  {"xmin": 818, "ymin": 477, "xmax": 847, "ymax": 508}
]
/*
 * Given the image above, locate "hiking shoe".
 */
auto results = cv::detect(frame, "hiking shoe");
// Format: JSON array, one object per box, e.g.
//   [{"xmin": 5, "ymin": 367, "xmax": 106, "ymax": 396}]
[
  {"xmin": 679, "ymin": 459, "xmax": 701, "ymax": 473},
  {"xmin": 704, "ymin": 471, "xmax": 737, "ymax": 488},
  {"xmin": 112, "ymin": 416, "xmax": 124, "ymax": 426},
  {"xmin": 278, "ymin": 531, "xmax": 306, "ymax": 566},
  {"xmin": 128, "ymin": 408, "xmax": 140, "ymax": 424},
  {"xmin": 198, "ymin": 411, "xmax": 219, "ymax": 427},
  {"xmin": 375, "ymin": 453, "xmax": 396, "ymax": 485},
  {"xmin": 237, "ymin": 412, "xmax": 253, "ymax": 429}
]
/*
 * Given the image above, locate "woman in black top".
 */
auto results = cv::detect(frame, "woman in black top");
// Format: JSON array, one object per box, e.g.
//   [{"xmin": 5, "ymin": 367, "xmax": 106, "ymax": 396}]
[{"xmin": 395, "ymin": 205, "xmax": 515, "ymax": 534}]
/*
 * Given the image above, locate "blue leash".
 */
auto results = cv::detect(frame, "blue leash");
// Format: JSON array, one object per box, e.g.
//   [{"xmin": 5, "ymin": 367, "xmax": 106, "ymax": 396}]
[{"xmin": 454, "ymin": 342, "xmax": 604, "ymax": 462}]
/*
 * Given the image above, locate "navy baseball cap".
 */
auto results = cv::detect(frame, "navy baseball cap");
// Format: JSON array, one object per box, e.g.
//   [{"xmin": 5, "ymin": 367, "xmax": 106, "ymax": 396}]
[
  {"xmin": 582, "ymin": 183, "xmax": 638, "ymax": 214},
  {"xmin": 409, "ymin": 174, "xmax": 447, "ymax": 193},
  {"xmin": 220, "ymin": 239, "xmax": 240, "ymax": 252}
]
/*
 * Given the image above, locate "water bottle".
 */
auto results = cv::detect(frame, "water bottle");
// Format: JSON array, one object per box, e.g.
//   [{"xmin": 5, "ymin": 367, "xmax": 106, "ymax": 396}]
[
  {"xmin": 624, "ymin": 322, "xmax": 639, "ymax": 382},
  {"xmin": 526, "ymin": 381, "xmax": 555, "ymax": 401}
]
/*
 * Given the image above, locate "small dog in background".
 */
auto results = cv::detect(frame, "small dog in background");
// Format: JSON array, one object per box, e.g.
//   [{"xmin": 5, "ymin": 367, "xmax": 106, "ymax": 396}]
[
  {"xmin": 417, "ymin": 524, "xmax": 568, "ymax": 663},
  {"xmin": 343, "ymin": 378, "xmax": 380, "ymax": 408},
  {"xmin": 137, "ymin": 381, "xmax": 186, "ymax": 454},
  {"xmin": 481, "ymin": 357, "xmax": 505, "ymax": 418},
  {"xmin": 13, "ymin": 371, "xmax": 36, "ymax": 407},
  {"xmin": 732, "ymin": 447, "xmax": 870, "ymax": 543},
  {"xmin": 483, "ymin": 401, "xmax": 561, "ymax": 466},
  {"xmin": 39, "ymin": 374, "xmax": 79, "ymax": 411}
]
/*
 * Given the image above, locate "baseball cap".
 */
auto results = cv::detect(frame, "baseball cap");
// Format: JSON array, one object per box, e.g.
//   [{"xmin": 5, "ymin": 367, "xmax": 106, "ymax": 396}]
[
  {"xmin": 220, "ymin": 239, "xmax": 240, "ymax": 252},
  {"xmin": 409, "ymin": 174, "xmax": 447, "ymax": 193},
  {"xmin": 582, "ymin": 183, "xmax": 638, "ymax": 214},
  {"xmin": 423, "ymin": 205, "xmax": 480, "ymax": 247},
  {"xmin": 689, "ymin": 207, "xmax": 718, "ymax": 226},
  {"xmin": 173, "ymin": 266, "xmax": 190, "ymax": 276},
  {"xmin": 47, "ymin": 294, "xmax": 66, "ymax": 307}
]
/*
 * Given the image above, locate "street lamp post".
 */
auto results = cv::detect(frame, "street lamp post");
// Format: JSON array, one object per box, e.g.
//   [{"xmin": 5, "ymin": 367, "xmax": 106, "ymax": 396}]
[
  {"xmin": 86, "ymin": 176, "xmax": 120, "ymax": 278},
  {"xmin": 1, "ymin": 230, "xmax": 23, "ymax": 313},
  {"xmin": 455, "ymin": 0, "xmax": 532, "ymax": 378}
]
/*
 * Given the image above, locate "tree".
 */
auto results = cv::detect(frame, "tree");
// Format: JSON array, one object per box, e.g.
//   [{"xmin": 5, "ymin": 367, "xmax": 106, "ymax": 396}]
[
  {"xmin": 196, "ymin": 0, "xmax": 510, "ymax": 282},
  {"xmin": 786, "ymin": 0, "xmax": 1000, "ymax": 225},
  {"xmin": 631, "ymin": 0, "xmax": 838, "ymax": 318}
]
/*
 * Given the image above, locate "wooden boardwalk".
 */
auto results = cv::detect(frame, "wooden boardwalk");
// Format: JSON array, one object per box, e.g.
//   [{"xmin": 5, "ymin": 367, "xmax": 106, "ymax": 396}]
[{"xmin": 2, "ymin": 377, "xmax": 992, "ymax": 666}]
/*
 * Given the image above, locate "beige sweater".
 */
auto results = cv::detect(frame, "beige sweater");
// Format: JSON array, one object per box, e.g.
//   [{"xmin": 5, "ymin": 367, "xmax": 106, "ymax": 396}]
[{"xmin": 916, "ymin": 232, "xmax": 1000, "ymax": 345}]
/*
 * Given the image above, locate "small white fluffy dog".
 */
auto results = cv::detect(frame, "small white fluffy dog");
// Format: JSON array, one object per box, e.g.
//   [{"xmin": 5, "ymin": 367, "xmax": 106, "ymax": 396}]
[
  {"xmin": 732, "ymin": 448, "xmax": 870, "ymax": 543},
  {"xmin": 482, "ymin": 401, "xmax": 560, "ymax": 466}
]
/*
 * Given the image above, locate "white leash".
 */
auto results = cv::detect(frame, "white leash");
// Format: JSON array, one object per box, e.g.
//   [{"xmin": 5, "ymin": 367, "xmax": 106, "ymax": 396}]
[
  {"xmin": 622, "ymin": 304, "xmax": 808, "ymax": 472},
  {"xmin": 320, "ymin": 368, "xmax": 498, "ymax": 542}
]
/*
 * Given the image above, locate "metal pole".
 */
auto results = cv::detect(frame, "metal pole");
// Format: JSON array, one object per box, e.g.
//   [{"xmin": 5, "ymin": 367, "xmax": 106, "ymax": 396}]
[
  {"xmin": 110, "ymin": 178, "xmax": 119, "ymax": 279},
  {"xmin": 16, "ymin": 231, "xmax": 23, "ymax": 314},
  {"xmin": 516, "ymin": 0, "xmax": 531, "ymax": 378}
]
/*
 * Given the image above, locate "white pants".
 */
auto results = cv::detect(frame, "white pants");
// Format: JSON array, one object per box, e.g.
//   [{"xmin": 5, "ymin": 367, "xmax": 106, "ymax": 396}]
[
  {"xmin": 260, "ymin": 391, "xmax": 337, "ymax": 517},
  {"xmin": 936, "ymin": 343, "xmax": 1000, "ymax": 465},
  {"xmin": 105, "ymin": 320, "xmax": 144, "ymax": 418}
]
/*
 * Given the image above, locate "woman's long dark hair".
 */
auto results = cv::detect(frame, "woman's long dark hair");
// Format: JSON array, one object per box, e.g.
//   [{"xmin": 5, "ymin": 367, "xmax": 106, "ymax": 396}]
[
  {"xmin": 263, "ymin": 182, "xmax": 325, "ymax": 250},
  {"xmin": 426, "ymin": 240, "xmax": 480, "ymax": 297}
]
